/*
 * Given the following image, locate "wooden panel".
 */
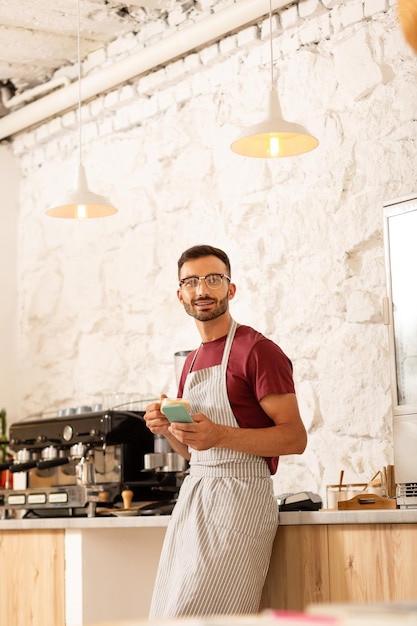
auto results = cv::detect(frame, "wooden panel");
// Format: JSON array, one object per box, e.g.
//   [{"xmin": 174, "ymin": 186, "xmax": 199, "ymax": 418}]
[
  {"xmin": 0, "ymin": 530, "xmax": 65, "ymax": 626},
  {"xmin": 328, "ymin": 524, "xmax": 417, "ymax": 603},
  {"xmin": 260, "ymin": 525, "xmax": 330, "ymax": 611}
]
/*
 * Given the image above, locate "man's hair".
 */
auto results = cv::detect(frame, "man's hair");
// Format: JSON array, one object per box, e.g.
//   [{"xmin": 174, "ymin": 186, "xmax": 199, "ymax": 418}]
[{"xmin": 177, "ymin": 245, "xmax": 231, "ymax": 278}]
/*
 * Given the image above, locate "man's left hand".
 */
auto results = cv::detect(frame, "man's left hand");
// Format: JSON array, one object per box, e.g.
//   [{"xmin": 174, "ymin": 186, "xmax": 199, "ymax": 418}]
[{"xmin": 168, "ymin": 413, "xmax": 221, "ymax": 450}]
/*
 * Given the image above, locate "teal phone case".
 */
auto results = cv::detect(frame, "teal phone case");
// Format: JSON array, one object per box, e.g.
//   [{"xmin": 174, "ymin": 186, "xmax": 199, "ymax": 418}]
[{"xmin": 161, "ymin": 403, "xmax": 194, "ymax": 423}]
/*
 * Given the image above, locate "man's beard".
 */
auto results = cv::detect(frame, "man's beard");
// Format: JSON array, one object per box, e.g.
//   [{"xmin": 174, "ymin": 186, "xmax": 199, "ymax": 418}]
[{"xmin": 182, "ymin": 295, "xmax": 229, "ymax": 322}]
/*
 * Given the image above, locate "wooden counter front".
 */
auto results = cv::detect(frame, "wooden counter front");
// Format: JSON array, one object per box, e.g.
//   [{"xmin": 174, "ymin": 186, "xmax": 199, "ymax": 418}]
[
  {"xmin": 328, "ymin": 523, "xmax": 417, "ymax": 603},
  {"xmin": 2, "ymin": 510, "xmax": 417, "ymax": 625},
  {"xmin": 260, "ymin": 523, "xmax": 330, "ymax": 609},
  {"xmin": 260, "ymin": 521, "xmax": 417, "ymax": 611},
  {"xmin": 0, "ymin": 529, "xmax": 65, "ymax": 626}
]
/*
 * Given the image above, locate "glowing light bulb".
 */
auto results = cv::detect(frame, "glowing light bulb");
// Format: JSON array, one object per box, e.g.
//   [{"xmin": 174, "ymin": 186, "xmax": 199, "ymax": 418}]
[
  {"xmin": 269, "ymin": 135, "xmax": 280, "ymax": 157},
  {"xmin": 77, "ymin": 204, "xmax": 88, "ymax": 220}
]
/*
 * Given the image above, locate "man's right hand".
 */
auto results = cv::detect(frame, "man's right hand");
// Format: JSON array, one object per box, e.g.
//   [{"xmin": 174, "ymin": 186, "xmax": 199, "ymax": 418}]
[
  {"xmin": 143, "ymin": 394, "xmax": 170, "ymax": 435},
  {"xmin": 144, "ymin": 394, "xmax": 191, "ymax": 461}
]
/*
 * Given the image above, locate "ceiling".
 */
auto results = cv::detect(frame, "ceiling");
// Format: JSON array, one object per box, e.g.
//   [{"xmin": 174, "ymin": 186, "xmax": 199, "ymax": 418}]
[
  {"xmin": 0, "ymin": 0, "xmax": 201, "ymax": 113},
  {"xmin": 0, "ymin": 0, "xmax": 285, "ymax": 140}
]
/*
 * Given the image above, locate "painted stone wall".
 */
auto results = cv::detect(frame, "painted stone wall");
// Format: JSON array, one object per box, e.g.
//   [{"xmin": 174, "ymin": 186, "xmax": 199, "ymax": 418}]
[
  {"xmin": 0, "ymin": 145, "xmax": 19, "ymax": 420},
  {"xmin": 7, "ymin": 0, "xmax": 417, "ymax": 500}
]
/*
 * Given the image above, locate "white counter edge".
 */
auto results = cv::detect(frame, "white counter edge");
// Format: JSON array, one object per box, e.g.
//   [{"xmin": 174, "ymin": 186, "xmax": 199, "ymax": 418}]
[
  {"xmin": 278, "ymin": 508, "xmax": 417, "ymax": 525},
  {"xmin": 1, "ymin": 507, "xmax": 417, "ymax": 529},
  {"xmin": 0, "ymin": 514, "xmax": 171, "ymax": 530}
]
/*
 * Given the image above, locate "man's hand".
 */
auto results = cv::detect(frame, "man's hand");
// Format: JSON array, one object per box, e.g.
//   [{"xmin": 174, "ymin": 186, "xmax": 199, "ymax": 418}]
[
  {"xmin": 144, "ymin": 394, "xmax": 192, "ymax": 460},
  {"xmin": 168, "ymin": 413, "xmax": 222, "ymax": 450},
  {"xmin": 143, "ymin": 395, "xmax": 170, "ymax": 436}
]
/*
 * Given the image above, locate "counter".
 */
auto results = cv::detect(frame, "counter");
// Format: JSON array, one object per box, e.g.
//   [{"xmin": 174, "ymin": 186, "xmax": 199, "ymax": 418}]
[
  {"xmin": 262, "ymin": 507, "xmax": 417, "ymax": 613},
  {"xmin": 0, "ymin": 514, "xmax": 169, "ymax": 626},
  {"xmin": 2, "ymin": 508, "xmax": 417, "ymax": 626},
  {"xmin": 2, "ymin": 506, "xmax": 417, "ymax": 529}
]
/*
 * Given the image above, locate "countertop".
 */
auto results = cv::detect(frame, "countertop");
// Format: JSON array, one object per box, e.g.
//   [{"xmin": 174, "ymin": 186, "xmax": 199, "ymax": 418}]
[{"xmin": 1, "ymin": 507, "xmax": 417, "ymax": 530}]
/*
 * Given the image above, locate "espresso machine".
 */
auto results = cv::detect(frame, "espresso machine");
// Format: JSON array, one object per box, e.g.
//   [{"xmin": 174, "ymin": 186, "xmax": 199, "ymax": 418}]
[{"xmin": 0, "ymin": 407, "xmax": 187, "ymax": 518}]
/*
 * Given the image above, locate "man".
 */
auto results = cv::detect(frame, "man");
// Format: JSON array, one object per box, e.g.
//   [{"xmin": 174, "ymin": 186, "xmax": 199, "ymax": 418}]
[{"xmin": 144, "ymin": 244, "xmax": 307, "ymax": 618}]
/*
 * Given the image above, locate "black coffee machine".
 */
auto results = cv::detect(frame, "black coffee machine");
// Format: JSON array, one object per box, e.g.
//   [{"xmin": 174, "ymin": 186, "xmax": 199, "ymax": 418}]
[{"xmin": 0, "ymin": 408, "xmax": 186, "ymax": 518}]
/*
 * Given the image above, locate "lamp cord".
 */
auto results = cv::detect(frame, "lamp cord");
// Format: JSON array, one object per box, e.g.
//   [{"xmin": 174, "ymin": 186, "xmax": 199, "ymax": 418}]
[
  {"xmin": 269, "ymin": 0, "xmax": 273, "ymax": 88},
  {"xmin": 77, "ymin": 0, "xmax": 82, "ymax": 167}
]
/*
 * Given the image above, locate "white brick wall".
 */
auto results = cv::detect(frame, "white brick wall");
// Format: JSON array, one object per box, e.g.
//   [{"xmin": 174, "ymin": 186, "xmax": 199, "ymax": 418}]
[{"xmin": 4, "ymin": 0, "xmax": 416, "ymax": 502}]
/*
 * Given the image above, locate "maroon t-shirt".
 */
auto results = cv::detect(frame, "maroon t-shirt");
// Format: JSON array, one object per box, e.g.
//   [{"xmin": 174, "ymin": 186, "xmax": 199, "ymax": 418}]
[{"xmin": 178, "ymin": 325, "xmax": 296, "ymax": 474}]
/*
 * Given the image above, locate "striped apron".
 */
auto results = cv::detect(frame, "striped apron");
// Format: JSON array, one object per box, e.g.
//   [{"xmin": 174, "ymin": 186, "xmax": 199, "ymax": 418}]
[{"xmin": 149, "ymin": 320, "xmax": 279, "ymax": 618}]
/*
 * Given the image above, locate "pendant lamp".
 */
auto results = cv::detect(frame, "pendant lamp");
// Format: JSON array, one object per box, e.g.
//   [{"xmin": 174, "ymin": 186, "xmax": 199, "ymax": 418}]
[
  {"xmin": 230, "ymin": 0, "xmax": 318, "ymax": 158},
  {"xmin": 398, "ymin": 0, "xmax": 417, "ymax": 54},
  {"xmin": 46, "ymin": 0, "xmax": 118, "ymax": 219}
]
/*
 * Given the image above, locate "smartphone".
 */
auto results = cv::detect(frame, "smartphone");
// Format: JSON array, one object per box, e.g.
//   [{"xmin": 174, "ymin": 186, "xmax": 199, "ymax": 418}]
[{"xmin": 161, "ymin": 403, "xmax": 194, "ymax": 423}]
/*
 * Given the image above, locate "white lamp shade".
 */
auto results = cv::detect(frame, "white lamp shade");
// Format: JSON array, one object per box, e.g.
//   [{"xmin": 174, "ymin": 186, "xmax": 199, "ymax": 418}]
[
  {"xmin": 45, "ymin": 163, "xmax": 118, "ymax": 219},
  {"xmin": 231, "ymin": 89, "xmax": 319, "ymax": 158}
]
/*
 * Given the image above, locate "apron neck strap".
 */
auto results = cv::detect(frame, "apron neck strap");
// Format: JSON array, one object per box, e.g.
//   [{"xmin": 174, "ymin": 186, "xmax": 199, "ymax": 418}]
[{"xmin": 221, "ymin": 319, "xmax": 237, "ymax": 366}]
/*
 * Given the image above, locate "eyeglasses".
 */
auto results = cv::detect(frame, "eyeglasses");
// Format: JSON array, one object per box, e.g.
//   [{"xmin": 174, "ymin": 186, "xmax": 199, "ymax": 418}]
[{"xmin": 179, "ymin": 273, "xmax": 231, "ymax": 291}]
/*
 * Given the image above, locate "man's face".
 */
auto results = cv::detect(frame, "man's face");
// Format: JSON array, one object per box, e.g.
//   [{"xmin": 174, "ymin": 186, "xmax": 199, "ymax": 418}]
[{"xmin": 177, "ymin": 255, "xmax": 235, "ymax": 322}]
